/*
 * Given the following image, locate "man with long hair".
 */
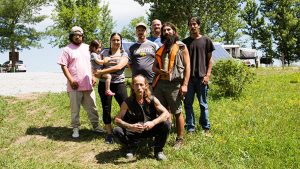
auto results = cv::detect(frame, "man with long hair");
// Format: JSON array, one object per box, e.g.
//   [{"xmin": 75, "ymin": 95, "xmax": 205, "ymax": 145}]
[
  {"xmin": 113, "ymin": 74, "xmax": 170, "ymax": 160},
  {"xmin": 152, "ymin": 22, "xmax": 190, "ymax": 149}
]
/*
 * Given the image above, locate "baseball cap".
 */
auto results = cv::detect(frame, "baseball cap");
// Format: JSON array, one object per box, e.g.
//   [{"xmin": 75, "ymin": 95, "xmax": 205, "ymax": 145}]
[
  {"xmin": 70, "ymin": 26, "xmax": 83, "ymax": 35},
  {"xmin": 136, "ymin": 22, "xmax": 147, "ymax": 29}
]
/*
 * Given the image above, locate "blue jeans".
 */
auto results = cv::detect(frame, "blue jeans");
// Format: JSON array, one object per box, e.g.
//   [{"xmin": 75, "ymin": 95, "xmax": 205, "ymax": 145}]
[{"xmin": 184, "ymin": 77, "xmax": 210, "ymax": 131}]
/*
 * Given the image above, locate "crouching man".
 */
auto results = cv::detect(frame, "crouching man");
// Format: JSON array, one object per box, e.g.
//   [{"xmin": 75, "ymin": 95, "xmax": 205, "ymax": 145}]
[{"xmin": 113, "ymin": 74, "xmax": 170, "ymax": 161}]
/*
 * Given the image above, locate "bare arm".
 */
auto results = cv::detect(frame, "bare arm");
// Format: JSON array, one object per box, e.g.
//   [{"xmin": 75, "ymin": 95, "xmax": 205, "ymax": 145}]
[
  {"xmin": 94, "ymin": 57, "xmax": 105, "ymax": 65},
  {"xmin": 115, "ymin": 102, "xmax": 131, "ymax": 128},
  {"xmin": 115, "ymin": 101, "xmax": 145, "ymax": 133},
  {"xmin": 94, "ymin": 57, "xmax": 128, "ymax": 78},
  {"xmin": 143, "ymin": 97, "xmax": 170, "ymax": 130},
  {"xmin": 180, "ymin": 45, "xmax": 190, "ymax": 96},
  {"xmin": 61, "ymin": 65, "xmax": 78, "ymax": 89},
  {"xmin": 91, "ymin": 70, "xmax": 97, "ymax": 87},
  {"xmin": 203, "ymin": 52, "xmax": 212, "ymax": 85}
]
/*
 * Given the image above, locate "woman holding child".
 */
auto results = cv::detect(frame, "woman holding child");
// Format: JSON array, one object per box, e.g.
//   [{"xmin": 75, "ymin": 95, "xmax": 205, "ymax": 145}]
[{"xmin": 94, "ymin": 33, "xmax": 129, "ymax": 144}]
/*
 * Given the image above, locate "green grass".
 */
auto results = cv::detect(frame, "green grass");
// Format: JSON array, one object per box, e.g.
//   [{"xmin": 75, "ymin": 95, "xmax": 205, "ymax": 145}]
[{"xmin": 0, "ymin": 67, "xmax": 299, "ymax": 169}]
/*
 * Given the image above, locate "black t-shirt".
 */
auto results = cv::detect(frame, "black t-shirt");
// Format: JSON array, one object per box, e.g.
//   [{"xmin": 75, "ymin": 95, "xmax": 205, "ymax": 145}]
[{"xmin": 182, "ymin": 36, "xmax": 214, "ymax": 78}]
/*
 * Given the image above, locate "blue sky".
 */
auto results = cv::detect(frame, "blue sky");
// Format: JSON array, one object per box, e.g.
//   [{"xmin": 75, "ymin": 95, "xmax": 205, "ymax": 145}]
[{"xmin": 0, "ymin": 0, "xmax": 150, "ymax": 72}]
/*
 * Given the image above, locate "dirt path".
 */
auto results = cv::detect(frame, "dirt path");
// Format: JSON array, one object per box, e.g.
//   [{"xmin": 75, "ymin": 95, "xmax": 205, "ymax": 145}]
[{"xmin": 0, "ymin": 72, "xmax": 67, "ymax": 96}]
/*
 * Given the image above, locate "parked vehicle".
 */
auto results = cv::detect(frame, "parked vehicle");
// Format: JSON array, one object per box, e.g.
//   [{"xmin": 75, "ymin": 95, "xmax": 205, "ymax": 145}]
[
  {"xmin": 2, "ymin": 60, "xmax": 26, "ymax": 72},
  {"xmin": 222, "ymin": 45, "xmax": 258, "ymax": 67}
]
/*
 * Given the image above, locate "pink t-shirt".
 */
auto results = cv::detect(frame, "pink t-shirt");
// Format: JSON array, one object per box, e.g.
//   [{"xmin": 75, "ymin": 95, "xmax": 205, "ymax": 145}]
[{"xmin": 57, "ymin": 43, "xmax": 93, "ymax": 92}]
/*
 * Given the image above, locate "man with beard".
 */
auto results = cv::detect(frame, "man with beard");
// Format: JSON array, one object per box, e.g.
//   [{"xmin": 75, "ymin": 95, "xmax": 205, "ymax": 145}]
[
  {"xmin": 129, "ymin": 22, "xmax": 159, "ymax": 85},
  {"xmin": 147, "ymin": 19, "xmax": 162, "ymax": 47},
  {"xmin": 152, "ymin": 22, "xmax": 190, "ymax": 149},
  {"xmin": 57, "ymin": 26, "xmax": 104, "ymax": 138},
  {"xmin": 182, "ymin": 17, "xmax": 214, "ymax": 136}
]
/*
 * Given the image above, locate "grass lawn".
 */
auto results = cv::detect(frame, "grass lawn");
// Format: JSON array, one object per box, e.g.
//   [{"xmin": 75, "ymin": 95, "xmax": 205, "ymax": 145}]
[{"xmin": 0, "ymin": 67, "xmax": 299, "ymax": 169}]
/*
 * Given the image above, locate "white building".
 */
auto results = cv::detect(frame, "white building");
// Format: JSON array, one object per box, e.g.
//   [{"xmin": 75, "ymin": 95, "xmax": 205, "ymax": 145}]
[{"xmin": 222, "ymin": 44, "xmax": 258, "ymax": 67}]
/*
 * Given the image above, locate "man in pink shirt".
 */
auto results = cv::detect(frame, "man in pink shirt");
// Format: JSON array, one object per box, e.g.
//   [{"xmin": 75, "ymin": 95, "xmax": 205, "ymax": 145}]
[{"xmin": 57, "ymin": 26, "xmax": 104, "ymax": 138}]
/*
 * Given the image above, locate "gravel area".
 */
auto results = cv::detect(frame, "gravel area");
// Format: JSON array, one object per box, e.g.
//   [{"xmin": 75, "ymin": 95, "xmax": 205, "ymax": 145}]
[{"xmin": 0, "ymin": 72, "xmax": 67, "ymax": 96}]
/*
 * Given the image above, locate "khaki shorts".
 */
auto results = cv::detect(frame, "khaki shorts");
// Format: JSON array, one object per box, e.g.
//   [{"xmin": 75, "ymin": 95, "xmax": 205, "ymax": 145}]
[{"xmin": 153, "ymin": 80, "xmax": 182, "ymax": 114}]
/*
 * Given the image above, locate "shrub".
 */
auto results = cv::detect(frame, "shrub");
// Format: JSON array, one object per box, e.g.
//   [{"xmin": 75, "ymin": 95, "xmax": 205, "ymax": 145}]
[{"xmin": 211, "ymin": 59, "xmax": 255, "ymax": 97}]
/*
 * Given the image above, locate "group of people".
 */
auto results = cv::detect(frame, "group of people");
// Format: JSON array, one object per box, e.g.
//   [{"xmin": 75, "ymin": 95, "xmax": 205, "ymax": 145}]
[{"xmin": 57, "ymin": 16, "xmax": 214, "ymax": 161}]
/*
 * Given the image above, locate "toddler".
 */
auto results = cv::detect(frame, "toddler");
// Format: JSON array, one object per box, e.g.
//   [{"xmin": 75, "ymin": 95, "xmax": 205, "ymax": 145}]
[{"xmin": 90, "ymin": 40, "xmax": 115, "ymax": 96}]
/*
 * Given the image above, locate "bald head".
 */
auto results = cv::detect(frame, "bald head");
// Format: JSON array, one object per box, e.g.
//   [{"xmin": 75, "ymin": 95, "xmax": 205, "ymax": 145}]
[{"xmin": 151, "ymin": 19, "xmax": 162, "ymax": 38}]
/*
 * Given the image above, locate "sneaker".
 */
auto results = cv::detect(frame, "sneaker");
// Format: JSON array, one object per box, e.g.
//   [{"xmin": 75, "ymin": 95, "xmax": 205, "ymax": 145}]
[
  {"xmin": 173, "ymin": 137, "xmax": 183, "ymax": 149},
  {"xmin": 105, "ymin": 134, "xmax": 113, "ymax": 144},
  {"xmin": 93, "ymin": 126, "xmax": 105, "ymax": 133},
  {"xmin": 105, "ymin": 90, "xmax": 115, "ymax": 96},
  {"xmin": 72, "ymin": 128, "xmax": 79, "ymax": 138},
  {"xmin": 126, "ymin": 152, "xmax": 134, "ymax": 159},
  {"xmin": 155, "ymin": 151, "xmax": 167, "ymax": 161},
  {"xmin": 187, "ymin": 128, "xmax": 195, "ymax": 134}
]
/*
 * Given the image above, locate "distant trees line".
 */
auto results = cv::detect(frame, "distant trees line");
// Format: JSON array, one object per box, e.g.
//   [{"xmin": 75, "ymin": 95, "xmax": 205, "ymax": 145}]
[{"xmin": 0, "ymin": 0, "xmax": 299, "ymax": 66}]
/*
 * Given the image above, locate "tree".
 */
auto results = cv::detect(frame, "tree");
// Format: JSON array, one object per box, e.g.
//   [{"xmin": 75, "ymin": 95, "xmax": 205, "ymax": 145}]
[
  {"xmin": 211, "ymin": 0, "xmax": 244, "ymax": 44},
  {"xmin": 0, "ymin": 0, "xmax": 51, "ymax": 70},
  {"xmin": 240, "ymin": 0, "xmax": 264, "ymax": 49},
  {"xmin": 260, "ymin": 0, "xmax": 300, "ymax": 65},
  {"xmin": 256, "ymin": 22, "xmax": 274, "ymax": 60},
  {"xmin": 47, "ymin": 0, "xmax": 114, "ymax": 48},
  {"xmin": 134, "ymin": 0, "xmax": 244, "ymax": 42},
  {"xmin": 147, "ymin": 0, "xmax": 194, "ymax": 38},
  {"xmin": 120, "ymin": 16, "xmax": 147, "ymax": 42}
]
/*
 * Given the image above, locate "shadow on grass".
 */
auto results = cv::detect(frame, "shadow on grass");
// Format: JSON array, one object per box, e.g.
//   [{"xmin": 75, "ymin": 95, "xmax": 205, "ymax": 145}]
[
  {"xmin": 26, "ymin": 126, "xmax": 104, "ymax": 142},
  {"xmin": 95, "ymin": 145, "xmax": 153, "ymax": 165},
  {"xmin": 95, "ymin": 148, "xmax": 136, "ymax": 165}
]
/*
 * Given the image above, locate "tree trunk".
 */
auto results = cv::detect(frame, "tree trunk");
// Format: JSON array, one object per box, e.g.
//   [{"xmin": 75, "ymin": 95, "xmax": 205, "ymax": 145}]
[
  {"xmin": 281, "ymin": 52, "xmax": 285, "ymax": 69},
  {"xmin": 10, "ymin": 43, "xmax": 17, "ymax": 72}
]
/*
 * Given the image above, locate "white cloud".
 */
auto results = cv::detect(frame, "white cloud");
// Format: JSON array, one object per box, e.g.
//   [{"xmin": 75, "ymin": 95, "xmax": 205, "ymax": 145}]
[
  {"xmin": 36, "ymin": 0, "xmax": 150, "ymax": 32},
  {"xmin": 108, "ymin": 0, "xmax": 150, "ymax": 31}
]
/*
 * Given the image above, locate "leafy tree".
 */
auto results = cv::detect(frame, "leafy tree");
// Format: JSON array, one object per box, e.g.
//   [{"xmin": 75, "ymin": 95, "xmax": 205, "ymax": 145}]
[
  {"xmin": 260, "ymin": 0, "xmax": 300, "ymax": 65},
  {"xmin": 240, "ymin": 0, "xmax": 275, "ymax": 61},
  {"xmin": 47, "ymin": 0, "xmax": 114, "ymax": 48},
  {"xmin": 120, "ymin": 16, "xmax": 147, "ymax": 42},
  {"xmin": 147, "ymin": 0, "xmax": 194, "ymax": 38},
  {"xmin": 134, "ymin": 0, "xmax": 244, "ymax": 43},
  {"xmin": 256, "ymin": 22, "xmax": 274, "ymax": 60},
  {"xmin": 240, "ymin": 0, "xmax": 264, "ymax": 49},
  {"xmin": 0, "ymin": 0, "xmax": 51, "ymax": 69},
  {"xmin": 211, "ymin": 0, "xmax": 244, "ymax": 44}
]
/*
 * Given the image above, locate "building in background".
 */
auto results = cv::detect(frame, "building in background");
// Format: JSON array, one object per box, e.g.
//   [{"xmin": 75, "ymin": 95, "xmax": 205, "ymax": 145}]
[{"xmin": 222, "ymin": 44, "xmax": 258, "ymax": 67}]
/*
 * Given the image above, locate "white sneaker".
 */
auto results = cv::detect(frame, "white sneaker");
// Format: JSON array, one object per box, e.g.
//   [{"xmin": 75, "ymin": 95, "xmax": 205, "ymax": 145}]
[{"xmin": 72, "ymin": 128, "xmax": 79, "ymax": 138}]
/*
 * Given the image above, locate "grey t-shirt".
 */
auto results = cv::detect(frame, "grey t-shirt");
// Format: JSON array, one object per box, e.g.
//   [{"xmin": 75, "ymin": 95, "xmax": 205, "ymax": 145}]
[
  {"xmin": 129, "ymin": 40, "xmax": 158, "ymax": 83},
  {"xmin": 99, "ymin": 49, "xmax": 129, "ymax": 83},
  {"xmin": 90, "ymin": 52, "xmax": 103, "ymax": 70}
]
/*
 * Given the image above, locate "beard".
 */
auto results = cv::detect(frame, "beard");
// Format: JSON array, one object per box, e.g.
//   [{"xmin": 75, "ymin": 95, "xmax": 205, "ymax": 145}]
[
  {"xmin": 73, "ymin": 40, "xmax": 82, "ymax": 45},
  {"xmin": 164, "ymin": 35, "xmax": 177, "ymax": 51}
]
